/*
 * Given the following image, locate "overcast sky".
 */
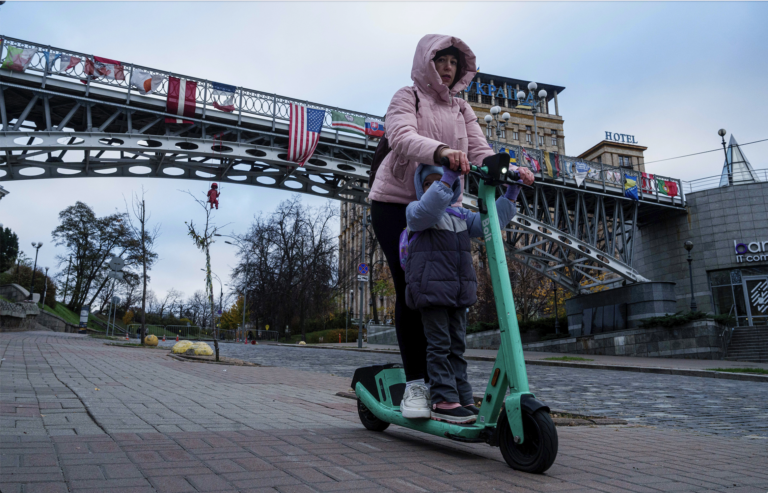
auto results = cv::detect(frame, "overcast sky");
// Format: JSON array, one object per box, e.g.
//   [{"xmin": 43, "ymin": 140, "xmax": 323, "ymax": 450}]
[{"xmin": 1, "ymin": 2, "xmax": 766, "ymax": 306}]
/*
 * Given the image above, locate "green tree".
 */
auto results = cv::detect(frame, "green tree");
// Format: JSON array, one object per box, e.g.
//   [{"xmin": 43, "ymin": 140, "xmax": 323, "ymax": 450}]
[
  {"xmin": 0, "ymin": 226, "xmax": 19, "ymax": 271},
  {"xmin": 220, "ymin": 295, "xmax": 249, "ymax": 330},
  {"xmin": 52, "ymin": 202, "xmax": 131, "ymax": 312}
]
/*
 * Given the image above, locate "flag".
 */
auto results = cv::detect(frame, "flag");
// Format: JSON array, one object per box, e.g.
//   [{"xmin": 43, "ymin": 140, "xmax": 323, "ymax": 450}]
[
  {"xmin": 165, "ymin": 76, "xmax": 197, "ymax": 124},
  {"xmin": 587, "ymin": 168, "xmax": 600, "ymax": 180},
  {"xmin": 656, "ymin": 178, "xmax": 669, "ymax": 196},
  {"xmin": 641, "ymin": 172, "xmax": 655, "ymax": 193},
  {"xmin": 624, "ymin": 174, "xmax": 639, "ymax": 201},
  {"xmin": 288, "ymin": 103, "xmax": 325, "ymax": 166},
  {"xmin": 574, "ymin": 162, "xmax": 589, "ymax": 186},
  {"xmin": 211, "ymin": 82, "xmax": 236, "ymax": 112},
  {"xmin": 331, "ymin": 111, "xmax": 365, "ymax": 136},
  {"xmin": 365, "ymin": 118, "xmax": 385, "ymax": 138},
  {"xmin": 665, "ymin": 180, "xmax": 679, "ymax": 197},
  {"xmin": 542, "ymin": 152, "xmax": 553, "ymax": 178},
  {"xmin": 131, "ymin": 69, "xmax": 164, "ymax": 95},
  {"xmin": 55, "ymin": 54, "xmax": 81, "ymax": 73},
  {"xmin": 1, "ymin": 46, "xmax": 38, "ymax": 72},
  {"xmin": 84, "ymin": 56, "xmax": 125, "ymax": 81},
  {"xmin": 499, "ymin": 147, "xmax": 517, "ymax": 164},
  {"xmin": 553, "ymin": 153, "xmax": 561, "ymax": 177},
  {"xmin": 520, "ymin": 147, "xmax": 540, "ymax": 172}
]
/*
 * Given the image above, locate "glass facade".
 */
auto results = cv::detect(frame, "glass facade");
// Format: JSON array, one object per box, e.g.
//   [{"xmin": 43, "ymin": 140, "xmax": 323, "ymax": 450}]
[{"xmin": 708, "ymin": 266, "xmax": 768, "ymax": 326}]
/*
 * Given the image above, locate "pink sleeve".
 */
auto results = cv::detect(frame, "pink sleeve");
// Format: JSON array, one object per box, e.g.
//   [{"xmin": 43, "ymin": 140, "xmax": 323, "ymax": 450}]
[
  {"xmin": 386, "ymin": 87, "xmax": 444, "ymax": 164},
  {"xmin": 459, "ymin": 100, "xmax": 495, "ymax": 166}
]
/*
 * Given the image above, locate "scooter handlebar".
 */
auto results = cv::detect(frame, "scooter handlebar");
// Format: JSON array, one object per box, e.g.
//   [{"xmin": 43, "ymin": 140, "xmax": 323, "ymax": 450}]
[{"xmin": 439, "ymin": 156, "xmax": 532, "ymax": 188}]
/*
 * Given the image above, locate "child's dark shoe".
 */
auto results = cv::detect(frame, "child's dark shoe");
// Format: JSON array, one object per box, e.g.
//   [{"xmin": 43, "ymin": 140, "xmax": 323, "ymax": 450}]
[
  {"xmin": 431, "ymin": 405, "xmax": 476, "ymax": 424},
  {"xmin": 464, "ymin": 404, "xmax": 480, "ymax": 415}
]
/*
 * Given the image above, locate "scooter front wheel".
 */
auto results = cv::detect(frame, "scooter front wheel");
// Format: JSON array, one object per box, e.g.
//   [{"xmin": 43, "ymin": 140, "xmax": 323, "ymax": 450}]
[
  {"xmin": 357, "ymin": 399, "xmax": 390, "ymax": 432},
  {"xmin": 498, "ymin": 408, "xmax": 558, "ymax": 474}
]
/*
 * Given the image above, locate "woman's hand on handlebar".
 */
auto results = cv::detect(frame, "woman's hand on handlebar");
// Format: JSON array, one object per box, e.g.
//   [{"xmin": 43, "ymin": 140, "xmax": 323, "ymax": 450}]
[
  {"xmin": 514, "ymin": 166, "xmax": 535, "ymax": 186},
  {"xmin": 439, "ymin": 148, "xmax": 470, "ymax": 175}
]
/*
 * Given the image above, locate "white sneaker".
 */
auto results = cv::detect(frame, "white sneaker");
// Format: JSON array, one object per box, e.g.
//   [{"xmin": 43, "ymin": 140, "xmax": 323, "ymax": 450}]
[{"xmin": 400, "ymin": 383, "xmax": 431, "ymax": 419}]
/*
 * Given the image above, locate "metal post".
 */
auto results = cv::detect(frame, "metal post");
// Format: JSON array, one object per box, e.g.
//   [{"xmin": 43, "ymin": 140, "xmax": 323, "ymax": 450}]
[
  {"xmin": 553, "ymin": 282, "xmax": 559, "ymax": 334},
  {"xmin": 687, "ymin": 250, "xmax": 697, "ymax": 312},
  {"xmin": 532, "ymin": 103, "xmax": 539, "ymax": 151},
  {"xmin": 358, "ymin": 209, "xmax": 366, "ymax": 348},
  {"xmin": 241, "ymin": 259, "xmax": 248, "ymax": 338},
  {"xmin": 720, "ymin": 134, "xmax": 731, "ymax": 186},
  {"xmin": 29, "ymin": 245, "xmax": 40, "ymax": 301},
  {"xmin": 41, "ymin": 267, "xmax": 49, "ymax": 306}
]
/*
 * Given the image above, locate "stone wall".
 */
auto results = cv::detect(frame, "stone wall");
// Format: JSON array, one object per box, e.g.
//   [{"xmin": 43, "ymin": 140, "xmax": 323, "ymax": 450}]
[
  {"xmin": 0, "ymin": 283, "xmax": 30, "ymax": 302},
  {"xmin": 522, "ymin": 319, "xmax": 725, "ymax": 359},
  {"xmin": 0, "ymin": 300, "xmax": 40, "ymax": 331}
]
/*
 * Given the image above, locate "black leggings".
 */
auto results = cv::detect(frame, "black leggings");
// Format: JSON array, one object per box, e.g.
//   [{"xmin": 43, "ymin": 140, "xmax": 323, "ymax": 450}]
[{"xmin": 370, "ymin": 200, "xmax": 427, "ymax": 383}]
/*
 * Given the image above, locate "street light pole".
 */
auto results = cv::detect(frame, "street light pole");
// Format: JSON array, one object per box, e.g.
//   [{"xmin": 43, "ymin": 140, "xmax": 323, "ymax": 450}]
[
  {"xmin": 516, "ymin": 82, "xmax": 548, "ymax": 151},
  {"xmin": 483, "ymin": 106, "xmax": 510, "ymax": 153},
  {"xmin": 41, "ymin": 267, "xmax": 49, "ymax": 307},
  {"xmin": 553, "ymin": 282, "xmax": 560, "ymax": 334},
  {"xmin": 28, "ymin": 242, "xmax": 43, "ymax": 301},
  {"xmin": 718, "ymin": 129, "xmax": 730, "ymax": 185},
  {"xmin": 63, "ymin": 255, "xmax": 72, "ymax": 305},
  {"xmin": 358, "ymin": 209, "xmax": 367, "ymax": 348},
  {"xmin": 684, "ymin": 241, "xmax": 698, "ymax": 312},
  {"xmin": 348, "ymin": 289, "xmax": 353, "ymax": 344}
]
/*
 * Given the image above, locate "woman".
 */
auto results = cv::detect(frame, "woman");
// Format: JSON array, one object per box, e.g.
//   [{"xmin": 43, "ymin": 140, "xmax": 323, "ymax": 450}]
[{"xmin": 369, "ymin": 34, "xmax": 534, "ymax": 418}]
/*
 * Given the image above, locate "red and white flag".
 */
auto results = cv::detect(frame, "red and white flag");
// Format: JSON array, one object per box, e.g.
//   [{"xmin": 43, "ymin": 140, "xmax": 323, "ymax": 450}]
[
  {"xmin": 57, "ymin": 55, "xmax": 81, "ymax": 73},
  {"xmin": 288, "ymin": 103, "xmax": 325, "ymax": 166},
  {"xmin": 131, "ymin": 69, "xmax": 165, "ymax": 95},
  {"xmin": 84, "ymin": 56, "xmax": 124, "ymax": 81},
  {"xmin": 641, "ymin": 172, "xmax": 655, "ymax": 193},
  {"xmin": 165, "ymin": 76, "xmax": 197, "ymax": 124}
]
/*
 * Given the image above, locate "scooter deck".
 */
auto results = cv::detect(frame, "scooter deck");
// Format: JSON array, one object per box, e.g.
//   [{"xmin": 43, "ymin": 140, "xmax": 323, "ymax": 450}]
[{"xmin": 353, "ymin": 365, "xmax": 492, "ymax": 442}]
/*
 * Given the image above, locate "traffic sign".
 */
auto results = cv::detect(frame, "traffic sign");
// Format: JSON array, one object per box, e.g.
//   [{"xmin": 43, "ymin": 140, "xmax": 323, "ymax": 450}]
[
  {"xmin": 357, "ymin": 275, "xmax": 369, "ymax": 282},
  {"xmin": 357, "ymin": 263, "xmax": 369, "ymax": 275},
  {"xmin": 107, "ymin": 271, "xmax": 124, "ymax": 280},
  {"xmin": 108, "ymin": 256, "xmax": 125, "ymax": 272}
]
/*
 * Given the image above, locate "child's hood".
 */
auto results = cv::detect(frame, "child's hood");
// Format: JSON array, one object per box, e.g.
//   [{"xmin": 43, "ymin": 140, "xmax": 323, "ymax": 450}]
[{"xmin": 413, "ymin": 163, "xmax": 463, "ymax": 204}]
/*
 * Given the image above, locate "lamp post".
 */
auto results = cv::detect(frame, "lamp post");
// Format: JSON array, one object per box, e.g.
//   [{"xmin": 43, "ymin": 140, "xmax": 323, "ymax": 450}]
[
  {"xmin": 718, "ymin": 129, "xmax": 730, "ymax": 185},
  {"xmin": 379, "ymin": 294, "xmax": 384, "ymax": 323},
  {"xmin": 684, "ymin": 241, "xmax": 698, "ymax": 312},
  {"xmin": 483, "ymin": 106, "xmax": 511, "ymax": 153},
  {"xmin": 347, "ymin": 289, "xmax": 353, "ymax": 344},
  {"xmin": 41, "ymin": 267, "xmax": 49, "ymax": 306},
  {"xmin": 28, "ymin": 242, "xmax": 43, "ymax": 301},
  {"xmin": 221, "ymin": 237, "xmax": 250, "ymax": 342},
  {"xmin": 516, "ymin": 82, "xmax": 548, "ymax": 151},
  {"xmin": 553, "ymin": 282, "xmax": 560, "ymax": 334}
]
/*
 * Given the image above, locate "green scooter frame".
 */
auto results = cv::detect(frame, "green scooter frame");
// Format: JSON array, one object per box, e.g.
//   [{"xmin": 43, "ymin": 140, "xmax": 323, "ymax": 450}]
[{"xmin": 353, "ymin": 153, "xmax": 558, "ymax": 474}]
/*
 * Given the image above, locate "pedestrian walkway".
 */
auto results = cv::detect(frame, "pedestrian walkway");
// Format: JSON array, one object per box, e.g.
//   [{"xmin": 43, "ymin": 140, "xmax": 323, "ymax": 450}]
[{"xmin": 1, "ymin": 332, "xmax": 766, "ymax": 493}]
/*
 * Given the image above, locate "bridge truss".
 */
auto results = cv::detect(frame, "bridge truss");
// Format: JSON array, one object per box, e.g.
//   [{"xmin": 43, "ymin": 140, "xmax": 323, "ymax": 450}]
[{"xmin": 0, "ymin": 35, "xmax": 687, "ymax": 294}]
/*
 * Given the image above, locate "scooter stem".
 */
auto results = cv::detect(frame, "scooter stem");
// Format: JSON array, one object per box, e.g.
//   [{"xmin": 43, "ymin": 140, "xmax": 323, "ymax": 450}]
[{"xmin": 476, "ymin": 176, "xmax": 530, "ymax": 443}]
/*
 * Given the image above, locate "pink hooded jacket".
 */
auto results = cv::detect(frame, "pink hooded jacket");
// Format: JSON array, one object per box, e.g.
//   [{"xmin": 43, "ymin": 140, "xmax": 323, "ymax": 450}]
[{"xmin": 368, "ymin": 34, "xmax": 495, "ymax": 205}]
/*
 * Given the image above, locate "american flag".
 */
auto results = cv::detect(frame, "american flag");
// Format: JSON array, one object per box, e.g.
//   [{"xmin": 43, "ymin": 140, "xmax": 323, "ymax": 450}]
[{"xmin": 288, "ymin": 103, "xmax": 325, "ymax": 166}]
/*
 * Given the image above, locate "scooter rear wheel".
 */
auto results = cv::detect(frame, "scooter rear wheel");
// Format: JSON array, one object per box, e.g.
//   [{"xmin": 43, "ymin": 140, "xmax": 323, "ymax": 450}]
[
  {"xmin": 498, "ymin": 408, "xmax": 558, "ymax": 474},
  {"xmin": 357, "ymin": 399, "xmax": 390, "ymax": 432}
]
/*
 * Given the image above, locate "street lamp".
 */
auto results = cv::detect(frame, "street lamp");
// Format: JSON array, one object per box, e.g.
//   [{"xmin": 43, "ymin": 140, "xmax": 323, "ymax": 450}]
[
  {"xmin": 222, "ymin": 237, "xmax": 250, "ymax": 341},
  {"xmin": 347, "ymin": 289, "xmax": 353, "ymax": 343},
  {"xmin": 29, "ymin": 242, "xmax": 43, "ymax": 301},
  {"xmin": 516, "ymin": 82, "xmax": 548, "ymax": 151},
  {"xmin": 684, "ymin": 241, "xmax": 698, "ymax": 312},
  {"xmin": 41, "ymin": 267, "xmax": 49, "ymax": 306},
  {"xmin": 718, "ymin": 129, "xmax": 730, "ymax": 185},
  {"xmin": 484, "ymin": 106, "xmax": 510, "ymax": 153}
]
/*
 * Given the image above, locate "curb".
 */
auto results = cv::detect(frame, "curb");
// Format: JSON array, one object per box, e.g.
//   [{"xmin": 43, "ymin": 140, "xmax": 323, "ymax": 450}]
[{"xmin": 274, "ymin": 343, "xmax": 768, "ymax": 383}]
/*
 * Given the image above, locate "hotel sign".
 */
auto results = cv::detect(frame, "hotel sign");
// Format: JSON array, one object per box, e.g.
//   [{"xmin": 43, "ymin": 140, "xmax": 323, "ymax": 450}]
[
  {"xmin": 605, "ymin": 132, "xmax": 638, "ymax": 144},
  {"xmin": 734, "ymin": 240, "xmax": 768, "ymax": 263}
]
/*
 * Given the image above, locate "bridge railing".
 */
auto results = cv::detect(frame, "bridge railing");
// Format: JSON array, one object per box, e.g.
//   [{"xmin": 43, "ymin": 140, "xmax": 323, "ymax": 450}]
[
  {"xmin": 0, "ymin": 36, "xmax": 381, "ymax": 139},
  {"xmin": 681, "ymin": 168, "xmax": 766, "ymax": 195}
]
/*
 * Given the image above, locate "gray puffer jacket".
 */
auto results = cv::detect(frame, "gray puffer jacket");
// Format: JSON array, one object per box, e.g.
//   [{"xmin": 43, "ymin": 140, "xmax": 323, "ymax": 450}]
[{"xmin": 404, "ymin": 164, "xmax": 517, "ymax": 310}]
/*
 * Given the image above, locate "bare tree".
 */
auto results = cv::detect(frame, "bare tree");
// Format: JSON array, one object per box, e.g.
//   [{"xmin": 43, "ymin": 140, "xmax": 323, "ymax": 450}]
[
  {"xmin": 124, "ymin": 188, "xmax": 160, "ymax": 344},
  {"xmin": 158, "ymin": 288, "xmax": 183, "ymax": 319}
]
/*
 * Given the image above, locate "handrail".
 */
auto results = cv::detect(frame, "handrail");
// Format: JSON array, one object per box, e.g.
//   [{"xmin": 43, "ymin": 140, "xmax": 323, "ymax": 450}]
[
  {"xmin": 682, "ymin": 168, "xmax": 766, "ymax": 194},
  {"xmin": 0, "ymin": 35, "xmax": 382, "ymax": 138}
]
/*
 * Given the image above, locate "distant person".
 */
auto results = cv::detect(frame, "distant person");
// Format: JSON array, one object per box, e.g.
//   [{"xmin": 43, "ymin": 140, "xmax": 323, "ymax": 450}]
[
  {"xmin": 404, "ymin": 163, "xmax": 520, "ymax": 423},
  {"xmin": 368, "ymin": 34, "xmax": 534, "ymax": 419}
]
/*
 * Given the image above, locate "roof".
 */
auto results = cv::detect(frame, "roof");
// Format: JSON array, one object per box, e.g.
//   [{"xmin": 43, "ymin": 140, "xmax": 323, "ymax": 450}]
[
  {"xmin": 578, "ymin": 140, "xmax": 648, "ymax": 159},
  {"xmin": 474, "ymin": 72, "xmax": 565, "ymax": 101}
]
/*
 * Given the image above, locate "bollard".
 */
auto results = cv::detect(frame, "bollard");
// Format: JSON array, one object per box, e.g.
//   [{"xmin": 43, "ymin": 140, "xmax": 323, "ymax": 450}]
[
  {"xmin": 162, "ymin": 334, "xmax": 166, "ymax": 342},
  {"xmin": 339, "ymin": 333, "xmax": 341, "ymax": 343},
  {"xmin": 176, "ymin": 334, "xmax": 179, "ymax": 342}
]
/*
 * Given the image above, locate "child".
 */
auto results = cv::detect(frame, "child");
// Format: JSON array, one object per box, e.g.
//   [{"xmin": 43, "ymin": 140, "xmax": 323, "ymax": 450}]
[{"xmin": 403, "ymin": 163, "xmax": 520, "ymax": 424}]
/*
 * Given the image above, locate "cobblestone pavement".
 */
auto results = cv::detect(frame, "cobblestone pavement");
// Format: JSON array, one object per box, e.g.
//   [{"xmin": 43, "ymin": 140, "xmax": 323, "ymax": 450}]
[
  {"xmin": 1, "ymin": 332, "xmax": 766, "ymax": 493},
  {"xmin": 210, "ymin": 343, "xmax": 768, "ymax": 439}
]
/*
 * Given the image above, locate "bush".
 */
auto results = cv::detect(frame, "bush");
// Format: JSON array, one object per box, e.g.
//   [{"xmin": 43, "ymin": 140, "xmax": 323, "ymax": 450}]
[
  {"xmin": 467, "ymin": 316, "xmax": 568, "ymax": 337},
  {"xmin": 0, "ymin": 266, "xmax": 57, "ymax": 308}
]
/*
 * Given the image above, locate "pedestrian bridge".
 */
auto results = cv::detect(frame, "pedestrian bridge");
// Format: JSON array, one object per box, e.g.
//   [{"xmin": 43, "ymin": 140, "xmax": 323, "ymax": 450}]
[{"xmin": 0, "ymin": 36, "xmax": 687, "ymax": 294}]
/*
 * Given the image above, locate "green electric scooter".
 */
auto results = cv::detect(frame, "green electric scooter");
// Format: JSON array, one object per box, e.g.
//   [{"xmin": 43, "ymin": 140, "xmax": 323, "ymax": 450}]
[{"xmin": 352, "ymin": 153, "xmax": 558, "ymax": 474}]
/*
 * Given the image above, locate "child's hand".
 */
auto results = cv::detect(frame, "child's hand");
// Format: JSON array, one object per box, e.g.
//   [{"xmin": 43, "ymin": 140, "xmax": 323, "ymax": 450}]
[
  {"xmin": 504, "ymin": 182, "xmax": 522, "ymax": 202},
  {"xmin": 441, "ymin": 165, "xmax": 461, "ymax": 187}
]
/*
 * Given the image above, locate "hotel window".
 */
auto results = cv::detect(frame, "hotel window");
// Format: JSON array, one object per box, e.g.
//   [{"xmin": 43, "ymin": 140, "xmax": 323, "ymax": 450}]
[
  {"xmin": 481, "ymin": 95, "xmax": 492, "ymax": 105},
  {"xmin": 499, "ymin": 127, "xmax": 506, "ymax": 139},
  {"xmin": 595, "ymin": 155, "xmax": 602, "ymax": 164},
  {"xmin": 512, "ymin": 131, "xmax": 519, "ymax": 141},
  {"xmin": 538, "ymin": 135, "xmax": 544, "ymax": 146},
  {"xmin": 526, "ymin": 134, "xmax": 532, "ymax": 144},
  {"xmin": 551, "ymin": 130, "xmax": 557, "ymax": 146},
  {"xmin": 526, "ymin": 125, "xmax": 532, "ymax": 132},
  {"xmin": 486, "ymin": 126, "xmax": 492, "ymax": 138},
  {"xmin": 468, "ymin": 93, "xmax": 478, "ymax": 103},
  {"xmin": 619, "ymin": 155, "xmax": 633, "ymax": 167}
]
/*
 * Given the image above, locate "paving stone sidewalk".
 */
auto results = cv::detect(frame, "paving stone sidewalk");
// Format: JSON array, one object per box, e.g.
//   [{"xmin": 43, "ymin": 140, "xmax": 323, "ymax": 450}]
[{"xmin": 1, "ymin": 332, "xmax": 766, "ymax": 493}]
